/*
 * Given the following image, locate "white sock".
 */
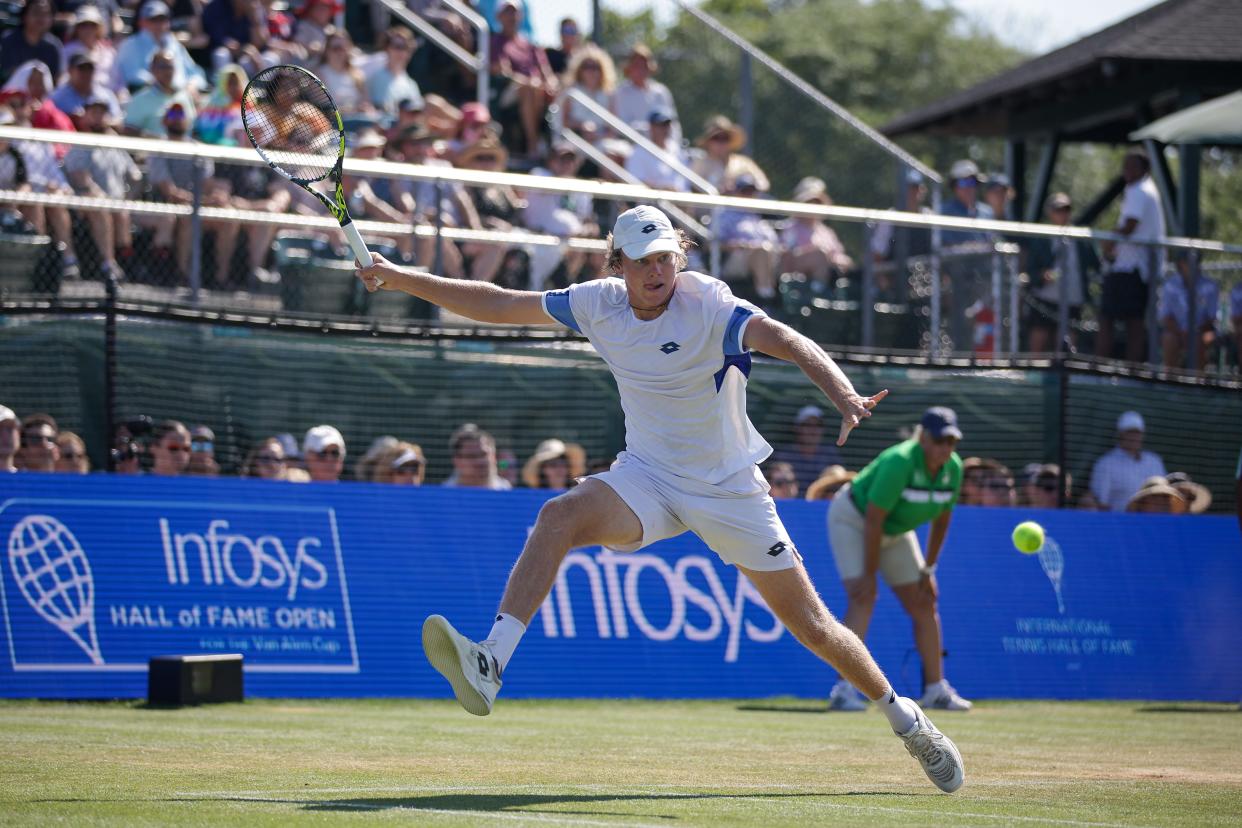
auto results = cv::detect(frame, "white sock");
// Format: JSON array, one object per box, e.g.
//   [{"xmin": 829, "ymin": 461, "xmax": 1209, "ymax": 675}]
[
  {"xmin": 871, "ymin": 687, "xmax": 919, "ymax": 733},
  {"xmin": 482, "ymin": 612, "xmax": 526, "ymax": 672}
]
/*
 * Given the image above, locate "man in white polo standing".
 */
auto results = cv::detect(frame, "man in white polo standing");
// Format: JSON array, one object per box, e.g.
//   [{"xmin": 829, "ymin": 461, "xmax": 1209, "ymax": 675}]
[{"xmin": 1087, "ymin": 411, "xmax": 1166, "ymax": 511}]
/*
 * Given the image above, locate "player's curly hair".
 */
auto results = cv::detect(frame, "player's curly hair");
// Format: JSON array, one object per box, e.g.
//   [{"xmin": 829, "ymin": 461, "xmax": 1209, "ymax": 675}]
[{"xmin": 603, "ymin": 228, "xmax": 695, "ymax": 275}]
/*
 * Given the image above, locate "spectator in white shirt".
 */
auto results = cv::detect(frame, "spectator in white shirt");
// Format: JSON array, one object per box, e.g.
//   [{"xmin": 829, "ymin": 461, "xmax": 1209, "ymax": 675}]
[
  {"xmin": 522, "ymin": 140, "xmax": 599, "ymax": 288},
  {"xmin": 624, "ymin": 107, "xmax": 688, "ymax": 191},
  {"xmin": 560, "ymin": 43, "xmax": 615, "ymax": 145},
  {"xmin": 1086, "ymin": 411, "xmax": 1167, "ymax": 512},
  {"xmin": 1098, "ymin": 150, "xmax": 1166, "ymax": 363},
  {"xmin": 610, "ymin": 44, "xmax": 679, "ymax": 141}
]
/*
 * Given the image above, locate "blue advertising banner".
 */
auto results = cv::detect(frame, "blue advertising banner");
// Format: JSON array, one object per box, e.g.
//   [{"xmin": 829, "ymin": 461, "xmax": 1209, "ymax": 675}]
[{"xmin": 2, "ymin": 475, "xmax": 1239, "ymax": 700}]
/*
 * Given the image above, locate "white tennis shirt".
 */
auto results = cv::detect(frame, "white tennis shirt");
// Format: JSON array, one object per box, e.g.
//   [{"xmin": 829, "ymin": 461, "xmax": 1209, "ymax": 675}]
[{"xmin": 543, "ymin": 271, "xmax": 772, "ymax": 485}]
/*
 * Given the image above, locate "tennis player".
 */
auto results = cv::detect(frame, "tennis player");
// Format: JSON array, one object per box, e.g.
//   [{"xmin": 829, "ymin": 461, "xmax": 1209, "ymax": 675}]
[{"xmin": 357, "ymin": 205, "xmax": 965, "ymax": 792}]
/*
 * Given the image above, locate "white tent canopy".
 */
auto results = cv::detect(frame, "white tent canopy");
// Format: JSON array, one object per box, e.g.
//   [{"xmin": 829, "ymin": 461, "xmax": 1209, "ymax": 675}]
[{"xmin": 1130, "ymin": 90, "xmax": 1242, "ymax": 145}]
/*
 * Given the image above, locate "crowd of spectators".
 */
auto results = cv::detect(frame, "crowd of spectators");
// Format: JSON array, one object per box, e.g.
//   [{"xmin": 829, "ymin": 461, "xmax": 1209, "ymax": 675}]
[{"xmin": 754, "ymin": 404, "xmax": 1214, "ymax": 516}]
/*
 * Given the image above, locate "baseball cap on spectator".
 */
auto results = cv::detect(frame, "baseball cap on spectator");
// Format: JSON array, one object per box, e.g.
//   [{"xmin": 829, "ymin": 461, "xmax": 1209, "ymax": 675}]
[
  {"xmin": 731, "ymin": 172, "xmax": 758, "ymax": 193},
  {"xmin": 73, "ymin": 5, "xmax": 105, "ymax": 27},
  {"xmin": 949, "ymin": 159, "xmax": 980, "ymax": 185},
  {"xmin": 611, "ymin": 205, "xmax": 680, "ymax": 260},
  {"xmin": 392, "ymin": 446, "xmax": 425, "ymax": 470},
  {"xmin": 140, "ymin": 1, "xmax": 171, "ymax": 20},
  {"xmin": 1047, "ymin": 192, "xmax": 1072, "ymax": 210},
  {"xmin": 398, "ymin": 123, "xmax": 433, "ymax": 143},
  {"xmin": 68, "ymin": 52, "xmax": 96, "ymax": 70},
  {"xmin": 1116, "ymin": 410, "xmax": 1144, "ymax": 433},
  {"xmin": 75, "ymin": 93, "xmax": 111, "ymax": 115},
  {"xmin": 355, "ymin": 128, "xmax": 386, "ymax": 149},
  {"xmin": 792, "ymin": 176, "xmax": 829, "ymax": 205},
  {"xmin": 548, "ymin": 139, "xmax": 577, "ymax": 160},
  {"xmin": 985, "ymin": 173, "xmax": 1011, "ymax": 190},
  {"xmin": 304, "ymin": 425, "xmax": 345, "ymax": 456},
  {"xmin": 920, "ymin": 406, "xmax": 963, "ymax": 440},
  {"xmin": 396, "ymin": 97, "xmax": 423, "ymax": 113},
  {"xmin": 0, "ymin": 405, "xmax": 16, "ymax": 424},
  {"xmin": 163, "ymin": 102, "xmax": 187, "ymax": 119},
  {"xmin": 648, "ymin": 107, "xmax": 673, "ymax": 125},
  {"xmin": 905, "ymin": 168, "xmax": 925, "ymax": 186},
  {"xmin": 794, "ymin": 405, "xmax": 824, "ymax": 424},
  {"xmin": 599, "ymin": 137, "xmax": 632, "ymax": 161}
]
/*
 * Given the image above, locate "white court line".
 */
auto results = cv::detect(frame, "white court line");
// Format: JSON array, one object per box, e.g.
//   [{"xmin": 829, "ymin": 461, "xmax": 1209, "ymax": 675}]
[{"xmin": 750, "ymin": 798, "xmax": 1154, "ymax": 828}]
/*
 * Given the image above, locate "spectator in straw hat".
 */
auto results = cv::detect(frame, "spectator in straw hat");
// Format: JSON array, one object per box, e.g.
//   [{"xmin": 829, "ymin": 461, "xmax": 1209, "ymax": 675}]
[
  {"xmin": 1165, "ymin": 472, "xmax": 1211, "ymax": 515},
  {"xmin": 805, "ymin": 465, "xmax": 856, "ymax": 501},
  {"xmin": 611, "ymin": 43, "xmax": 679, "ymax": 140},
  {"xmin": 781, "ymin": 176, "xmax": 854, "ymax": 293},
  {"xmin": 522, "ymin": 439, "xmax": 586, "ymax": 490},
  {"xmin": 691, "ymin": 114, "xmax": 769, "ymax": 194},
  {"xmin": 1125, "ymin": 476, "xmax": 1186, "ymax": 514}
]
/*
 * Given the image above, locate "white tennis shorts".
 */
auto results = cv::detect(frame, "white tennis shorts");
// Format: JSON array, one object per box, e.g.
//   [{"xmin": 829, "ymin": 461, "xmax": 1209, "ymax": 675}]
[
  {"xmin": 593, "ymin": 452, "xmax": 799, "ymax": 572},
  {"xmin": 826, "ymin": 482, "xmax": 925, "ymax": 586}
]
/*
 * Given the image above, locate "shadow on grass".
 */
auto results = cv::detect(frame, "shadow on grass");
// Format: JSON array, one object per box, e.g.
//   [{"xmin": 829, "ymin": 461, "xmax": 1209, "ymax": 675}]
[
  {"xmin": 734, "ymin": 702, "xmax": 828, "ymax": 714},
  {"xmin": 1136, "ymin": 703, "xmax": 1240, "ymax": 714}
]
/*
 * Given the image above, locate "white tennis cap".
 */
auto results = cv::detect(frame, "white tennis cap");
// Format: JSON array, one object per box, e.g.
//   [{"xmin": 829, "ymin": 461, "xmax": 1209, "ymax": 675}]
[
  {"xmin": 794, "ymin": 405, "xmax": 824, "ymax": 424},
  {"xmin": 304, "ymin": 424, "xmax": 346, "ymax": 456},
  {"xmin": 0, "ymin": 405, "xmax": 16, "ymax": 424},
  {"xmin": 612, "ymin": 205, "xmax": 680, "ymax": 260},
  {"xmin": 1117, "ymin": 410, "xmax": 1145, "ymax": 432}
]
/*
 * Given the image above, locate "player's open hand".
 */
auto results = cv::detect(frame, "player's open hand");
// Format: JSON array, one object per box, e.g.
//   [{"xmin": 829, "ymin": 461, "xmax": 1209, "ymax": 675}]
[
  {"xmin": 835, "ymin": 388, "xmax": 888, "ymax": 446},
  {"xmin": 356, "ymin": 252, "xmax": 396, "ymax": 292}
]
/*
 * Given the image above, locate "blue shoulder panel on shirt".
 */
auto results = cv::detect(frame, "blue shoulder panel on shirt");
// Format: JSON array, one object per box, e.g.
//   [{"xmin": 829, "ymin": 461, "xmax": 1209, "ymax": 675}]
[
  {"xmin": 543, "ymin": 289, "xmax": 580, "ymax": 333},
  {"xmin": 723, "ymin": 306, "xmax": 754, "ymax": 356},
  {"xmin": 714, "ymin": 352, "xmax": 752, "ymax": 392}
]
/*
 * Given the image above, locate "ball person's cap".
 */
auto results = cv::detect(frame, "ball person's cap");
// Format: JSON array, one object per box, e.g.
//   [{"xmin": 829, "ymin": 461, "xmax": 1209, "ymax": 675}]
[
  {"xmin": 612, "ymin": 206, "xmax": 680, "ymax": 261},
  {"xmin": 921, "ymin": 406, "xmax": 963, "ymax": 440}
]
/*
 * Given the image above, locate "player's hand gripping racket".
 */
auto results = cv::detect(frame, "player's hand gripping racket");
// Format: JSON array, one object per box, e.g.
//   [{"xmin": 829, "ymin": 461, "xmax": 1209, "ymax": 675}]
[{"xmin": 240, "ymin": 64, "xmax": 381, "ymax": 283}]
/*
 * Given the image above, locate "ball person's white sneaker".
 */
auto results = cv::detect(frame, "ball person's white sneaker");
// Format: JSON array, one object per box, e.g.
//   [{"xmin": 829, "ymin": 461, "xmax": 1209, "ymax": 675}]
[
  {"xmin": 827, "ymin": 679, "xmax": 869, "ymax": 711},
  {"xmin": 918, "ymin": 680, "xmax": 973, "ymax": 711},
  {"xmin": 422, "ymin": 615, "xmax": 501, "ymax": 716},
  {"xmin": 897, "ymin": 703, "xmax": 965, "ymax": 793}
]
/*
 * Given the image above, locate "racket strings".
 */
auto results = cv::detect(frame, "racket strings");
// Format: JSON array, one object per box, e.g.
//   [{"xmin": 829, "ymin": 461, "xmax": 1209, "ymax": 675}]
[{"xmin": 242, "ymin": 66, "xmax": 340, "ymax": 182}]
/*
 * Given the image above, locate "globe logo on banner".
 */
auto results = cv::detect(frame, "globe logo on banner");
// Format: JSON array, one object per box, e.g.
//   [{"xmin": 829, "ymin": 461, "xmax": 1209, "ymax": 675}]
[{"xmin": 7, "ymin": 515, "xmax": 103, "ymax": 665}]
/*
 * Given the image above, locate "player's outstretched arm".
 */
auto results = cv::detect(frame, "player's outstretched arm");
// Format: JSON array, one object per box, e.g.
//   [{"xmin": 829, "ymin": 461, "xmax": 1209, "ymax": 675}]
[
  {"xmin": 744, "ymin": 316, "xmax": 887, "ymax": 446},
  {"xmin": 356, "ymin": 252, "xmax": 552, "ymax": 325}
]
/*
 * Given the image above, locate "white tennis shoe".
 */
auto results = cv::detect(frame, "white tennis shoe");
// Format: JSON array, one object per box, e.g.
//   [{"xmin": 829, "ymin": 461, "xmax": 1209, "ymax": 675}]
[
  {"xmin": 897, "ymin": 703, "xmax": 965, "ymax": 793},
  {"xmin": 827, "ymin": 679, "xmax": 869, "ymax": 711},
  {"xmin": 918, "ymin": 680, "xmax": 973, "ymax": 711},
  {"xmin": 422, "ymin": 614, "xmax": 501, "ymax": 716}
]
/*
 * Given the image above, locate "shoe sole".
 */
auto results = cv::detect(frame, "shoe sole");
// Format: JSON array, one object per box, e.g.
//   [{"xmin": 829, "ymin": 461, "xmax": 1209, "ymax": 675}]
[
  {"xmin": 904, "ymin": 710, "xmax": 965, "ymax": 793},
  {"xmin": 421, "ymin": 615, "xmax": 491, "ymax": 717}
]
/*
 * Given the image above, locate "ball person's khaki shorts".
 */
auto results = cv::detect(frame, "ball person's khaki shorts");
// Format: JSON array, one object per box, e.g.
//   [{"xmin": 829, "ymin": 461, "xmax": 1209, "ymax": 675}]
[{"xmin": 827, "ymin": 483, "xmax": 925, "ymax": 586}]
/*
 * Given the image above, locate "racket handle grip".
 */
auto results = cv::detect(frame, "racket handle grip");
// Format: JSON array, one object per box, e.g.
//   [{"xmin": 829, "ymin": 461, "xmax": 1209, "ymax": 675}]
[{"xmin": 343, "ymin": 221, "xmax": 383, "ymax": 286}]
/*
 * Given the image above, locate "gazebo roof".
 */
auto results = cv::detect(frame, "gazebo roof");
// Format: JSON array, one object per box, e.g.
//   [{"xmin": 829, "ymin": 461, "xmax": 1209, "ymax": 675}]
[{"xmin": 882, "ymin": 0, "xmax": 1242, "ymax": 141}]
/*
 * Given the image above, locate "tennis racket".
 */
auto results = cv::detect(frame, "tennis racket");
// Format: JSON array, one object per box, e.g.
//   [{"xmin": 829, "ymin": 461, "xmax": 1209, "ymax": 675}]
[{"xmin": 240, "ymin": 64, "xmax": 380, "ymax": 282}]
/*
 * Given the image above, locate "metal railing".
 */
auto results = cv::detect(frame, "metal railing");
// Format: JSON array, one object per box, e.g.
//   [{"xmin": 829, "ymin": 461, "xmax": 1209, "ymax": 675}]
[
  {"xmin": 372, "ymin": 0, "xmax": 489, "ymax": 107},
  {"xmin": 2, "ymin": 126, "xmax": 1240, "ymax": 371}
]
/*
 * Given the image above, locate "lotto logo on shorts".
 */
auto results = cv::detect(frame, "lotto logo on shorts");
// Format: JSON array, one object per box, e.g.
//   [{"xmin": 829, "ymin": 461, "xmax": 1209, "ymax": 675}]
[{"xmin": 767, "ymin": 542, "xmax": 787, "ymax": 557}]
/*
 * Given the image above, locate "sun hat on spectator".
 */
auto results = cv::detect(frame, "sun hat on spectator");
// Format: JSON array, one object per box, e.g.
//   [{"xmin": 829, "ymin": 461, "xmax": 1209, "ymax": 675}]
[
  {"xmin": 1165, "ymin": 472, "xmax": 1212, "ymax": 514},
  {"xmin": 696, "ymin": 115, "xmax": 745, "ymax": 151},
  {"xmin": 805, "ymin": 465, "xmax": 857, "ymax": 500},
  {"xmin": 303, "ymin": 425, "xmax": 345, "ymax": 457},
  {"xmin": 792, "ymin": 176, "xmax": 830, "ymax": 205},
  {"xmin": 627, "ymin": 43, "xmax": 658, "ymax": 71},
  {"xmin": 611, "ymin": 205, "xmax": 680, "ymax": 260},
  {"xmin": 456, "ymin": 135, "xmax": 508, "ymax": 167},
  {"xmin": 1116, "ymin": 410, "xmax": 1144, "ymax": 433},
  {"xmin": 1125, "ymin": 476, "xmax": 1186, "ymax": 513},
  {"xmin": 521, "ymin": 439, "xmax": 586, "ymax": 488},
  {"xmin": 139, "ymin": 1, "xmax": 171, "ymax": 20},
  {"xmin": 949, "ymin": 159, "xmax": 981, "ymax": 184}
]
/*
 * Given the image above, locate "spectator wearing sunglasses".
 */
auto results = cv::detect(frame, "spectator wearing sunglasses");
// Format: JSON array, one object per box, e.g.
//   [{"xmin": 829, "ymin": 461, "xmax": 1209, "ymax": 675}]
[
  {"xmin": 0, "ymin": 406, "xmax": 20, "ymax": 473},
  {"xmin": 959, "ymin": 456, "xmax": 1016, "ymax": 507},
  {"xmin": 825, "ymin": 406, "xmax": 970, "ymax": 713},
  {"xmin": 55, "ymin": 431, "xmax": 91, "ymax": 474},
  {"xmin": 303, "ymin": 424, "xmax": 345, "ymax": 483},
  {"xmin": 1023, "ymin": 463, "xmax": 1069, "ymax": 509},
  {"xmin": 371, "ymin": 442, "xmax": 426, "ymax": 485},
  {"xmin": 17, "ymin": 412, "xmax": 60, "ymax": 472},
  {"xmin": 761, "ymin": 460, "xmax": 799, "ymax": 500},
  {"xmin": 187, "ymin": 424, "xmax": 219, "ymax": 477},
  {"xmin": 242, "ymin": 436, "xmax": 290, "ymax": 480},
  {"xmin": 149, "ymin": 420, "xmax": 191, "ymax": 476}
]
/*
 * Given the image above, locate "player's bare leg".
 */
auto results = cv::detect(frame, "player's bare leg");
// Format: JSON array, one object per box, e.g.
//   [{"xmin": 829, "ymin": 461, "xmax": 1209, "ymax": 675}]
[
  {"xmin": 741, "ymin": 561, "xmax": 965, "ymax": 792},
  {"xmin": 891, "ymin": 582, "xmax": 943, "ymax": 684},
  {"xmin": 423, "ymin": 479, "xmax": 642, "ymax": 715}
]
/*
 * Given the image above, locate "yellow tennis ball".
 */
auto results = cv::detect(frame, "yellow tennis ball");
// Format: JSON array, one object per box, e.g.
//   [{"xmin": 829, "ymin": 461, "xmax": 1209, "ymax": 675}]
[{"xmin": 1012, "ymin": 521, "xmax": 1045, "ymax": 554}]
